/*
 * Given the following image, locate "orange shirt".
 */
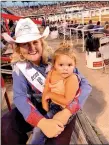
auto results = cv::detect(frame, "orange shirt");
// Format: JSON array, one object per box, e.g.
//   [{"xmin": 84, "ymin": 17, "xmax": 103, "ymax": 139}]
[{"xmin": 42, "ymin": 69, "xmax": 79, "ymax": 108}]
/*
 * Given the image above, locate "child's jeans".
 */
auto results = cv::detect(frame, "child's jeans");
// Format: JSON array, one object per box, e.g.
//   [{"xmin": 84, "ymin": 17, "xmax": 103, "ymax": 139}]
[{"xmin": 29, "ymin": 103, "xmax": 74, "ymax": 144}]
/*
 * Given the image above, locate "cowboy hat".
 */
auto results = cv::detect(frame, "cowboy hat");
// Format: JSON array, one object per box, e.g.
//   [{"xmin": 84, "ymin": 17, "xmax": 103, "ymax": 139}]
[{"xmin": 9, "ymin": 18, "xmax": 49, "ymax": 43}]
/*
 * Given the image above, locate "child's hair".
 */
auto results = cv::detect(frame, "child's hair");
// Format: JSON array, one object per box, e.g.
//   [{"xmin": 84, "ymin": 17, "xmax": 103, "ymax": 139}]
[{"xmin": 52, "ymin": 41, "xmax": 76, "ymax": 65}]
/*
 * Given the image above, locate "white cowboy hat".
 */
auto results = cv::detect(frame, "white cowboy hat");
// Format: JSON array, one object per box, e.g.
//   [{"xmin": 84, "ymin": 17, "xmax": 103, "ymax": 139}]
[{"xmin": 10, "ymin": 18, "xmax": 49, "ymax": 43}]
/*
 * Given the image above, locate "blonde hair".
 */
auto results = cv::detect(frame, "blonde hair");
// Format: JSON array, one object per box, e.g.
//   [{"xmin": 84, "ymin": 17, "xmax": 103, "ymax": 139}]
[
  {"xmin": 11, "ymin": 38, "xmax": 53, "ymax": 64},
  {"xmin": 52, "ymin": 41, "xmax": 76, "ymax": 65},
  {"xmin": 104, "ymin": 24, "xmax": 109, "ymax": 30}
]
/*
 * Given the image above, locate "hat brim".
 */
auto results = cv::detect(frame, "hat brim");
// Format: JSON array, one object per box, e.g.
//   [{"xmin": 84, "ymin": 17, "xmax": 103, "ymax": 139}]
[
  {"xmin": 14, "ymin": 34, "xmax": 43, "ymax": 43},
  {"xmin": 15, "ymin": 26, "xmax": 49, "ymax": 43}
]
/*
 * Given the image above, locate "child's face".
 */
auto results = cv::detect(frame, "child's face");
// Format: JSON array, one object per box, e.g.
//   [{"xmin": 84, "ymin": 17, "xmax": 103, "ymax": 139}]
[{"xmin": 54, "ymin": 54, "xmax": 75, "ymax": 78}]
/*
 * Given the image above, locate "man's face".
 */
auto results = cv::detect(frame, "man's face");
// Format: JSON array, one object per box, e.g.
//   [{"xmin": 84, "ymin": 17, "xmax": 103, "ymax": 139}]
[{"xmin": 19, "ymin": 39, "xmax": 43, "ymax": 63}]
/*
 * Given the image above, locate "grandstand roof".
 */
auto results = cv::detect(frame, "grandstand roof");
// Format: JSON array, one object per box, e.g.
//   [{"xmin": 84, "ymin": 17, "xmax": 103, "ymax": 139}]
[
  {"xmin": 1, "ymin": 1, "xmax": 65, "ymax": 7},
  {"xmin": 62, "ymin": 4, "xmax": 79, "ymax": 8}
]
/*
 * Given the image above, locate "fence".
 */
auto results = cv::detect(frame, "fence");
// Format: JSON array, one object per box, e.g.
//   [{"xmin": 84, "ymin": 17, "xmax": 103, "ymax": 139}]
[
  {"xmin": 57, "ymin": 25, "xmax": 105, "ymax": 51},
  {"xmin": 70, "ymin": 110, "xmax": 109, "ymax": 144}
]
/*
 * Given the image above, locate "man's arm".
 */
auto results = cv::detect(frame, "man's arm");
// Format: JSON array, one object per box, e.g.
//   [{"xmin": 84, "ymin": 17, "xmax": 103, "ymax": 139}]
[
  {"xmin": 66, "ymin": 68, "xmax": 92, "ymax": 114},
  {"xmin": 13, "ymin": 66, "xmax": 44, "ymax": 127},
  {"xmin": 53, "ymin": 68, "xmax": 92, "ymax": 125}
]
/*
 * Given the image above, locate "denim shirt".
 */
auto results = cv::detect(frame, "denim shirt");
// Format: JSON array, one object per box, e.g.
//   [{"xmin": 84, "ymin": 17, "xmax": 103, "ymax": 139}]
[{"xmin": 12, "ymin": 62, "xmax": 92, "ymax": 127}]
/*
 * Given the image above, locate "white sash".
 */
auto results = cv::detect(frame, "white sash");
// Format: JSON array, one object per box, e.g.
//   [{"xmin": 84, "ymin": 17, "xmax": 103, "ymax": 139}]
[{"xmin": 16, "ymin": 62, "xmax": 45, "ymax": 93}]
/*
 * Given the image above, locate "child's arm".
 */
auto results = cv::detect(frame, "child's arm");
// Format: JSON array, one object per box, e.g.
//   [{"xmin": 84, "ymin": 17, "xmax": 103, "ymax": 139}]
[
  {"xmin": 49, "ymin": 74, "xmax": 79, "ymax": 106},
  {"xmin": 42, "ymin": 72, "xmax": 51, "ymax": 111}
]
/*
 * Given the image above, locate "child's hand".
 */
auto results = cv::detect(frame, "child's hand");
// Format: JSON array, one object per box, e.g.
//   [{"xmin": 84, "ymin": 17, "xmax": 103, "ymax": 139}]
[
  {"xmin": 44, "ymin": 91, "xmax": 52, "ymax": 101},
  {"xmin": 42, "ymin": 94, "xmax": 49, "ymax": 112},
  {"xmin": 44, "ymin": 95, "xmax": 50, "ymax": 101},
  {"xmin": 42, "ymin": 100, "xmax": 49, "ymax": 112},
  {"xmin": 42, "ymin": 92, "xmax": 51, "ymax": 112}
]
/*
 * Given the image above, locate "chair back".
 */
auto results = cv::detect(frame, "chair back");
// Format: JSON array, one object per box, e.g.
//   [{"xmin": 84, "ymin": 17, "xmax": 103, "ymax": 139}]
[
  {"xmin": 99, "ymin": 36, "xmax": 109, "ymax": 63},
  {"xmin": 99, "ymin": 44, "xmax": 109, "ymax": 59},
  {"xmin": 100, "ymin": 36, "xmax": 109, "ymax": 45}
]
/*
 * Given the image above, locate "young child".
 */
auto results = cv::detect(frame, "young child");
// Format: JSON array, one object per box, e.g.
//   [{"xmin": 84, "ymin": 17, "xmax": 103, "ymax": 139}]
[
  {"xmin": 42, "ymin": 41, "xmax": 80, "ymax": 124},
  {"xmin": 29, "ymin": 41, "xmax": 80, "ymax": 144}
]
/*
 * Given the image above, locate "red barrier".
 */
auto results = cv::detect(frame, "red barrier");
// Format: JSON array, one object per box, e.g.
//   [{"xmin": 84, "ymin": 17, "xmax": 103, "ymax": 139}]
[
  {"xmin": 1, "ymin": 13, "xmax": 42, "ymax": 25},
  {"xmin": 1, "ymin": 57, "xmax": 11, "ymax": 62},
  {"xmin": 1, "ymin": 76, "xmax": 12, "ymax": 111},
  {"xmin": 4, "ymin": 18, "xmax": 10, "ymax": 35},
  {"xmin": 1, "ymin": 77, "xmax": 5, "ymax": 88}
]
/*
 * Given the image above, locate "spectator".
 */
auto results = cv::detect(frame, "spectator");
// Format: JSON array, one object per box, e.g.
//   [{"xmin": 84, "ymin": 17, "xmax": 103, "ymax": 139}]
[
  {"xmin": 103, "ymin": 24, "xmax": 109, "ymax": 35},
  {"xmin": 94, "ymin": 21, "xmax": 103, "ymax": 31},
  {"xmin": 94, "ymin": 21, "xmax": 101, "ymax": 29},
  {"xmin": 41, "ymin": 17, "xmax": 46, "ymax": 28},
  {"xmin": 87, "ymin": 20, "xmax": 94, "ymax": 29}
]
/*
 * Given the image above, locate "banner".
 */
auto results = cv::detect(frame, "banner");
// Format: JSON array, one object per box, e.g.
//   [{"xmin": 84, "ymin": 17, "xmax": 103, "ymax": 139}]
[{"xmin": 1, "ymin": 13, "xmax": 42, "ymax": 24}]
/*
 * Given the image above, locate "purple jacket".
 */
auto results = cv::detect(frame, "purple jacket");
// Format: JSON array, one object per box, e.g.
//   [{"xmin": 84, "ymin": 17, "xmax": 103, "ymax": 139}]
[{"xmin": 12, "ymin": 62, "xmax": 92, "ymax": 127}]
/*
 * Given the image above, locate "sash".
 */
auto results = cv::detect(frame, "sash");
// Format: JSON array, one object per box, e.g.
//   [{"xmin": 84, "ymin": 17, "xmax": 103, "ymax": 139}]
[{"xmin": 16, "ymin": 62, "xmax": 45, "ymax": 93}]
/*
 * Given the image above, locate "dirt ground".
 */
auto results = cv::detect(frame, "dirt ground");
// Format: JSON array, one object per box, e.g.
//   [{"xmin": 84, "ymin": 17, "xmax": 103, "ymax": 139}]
[{"xmin": 2, "ymin": 37, "xmax": 109, "ymax": 141}]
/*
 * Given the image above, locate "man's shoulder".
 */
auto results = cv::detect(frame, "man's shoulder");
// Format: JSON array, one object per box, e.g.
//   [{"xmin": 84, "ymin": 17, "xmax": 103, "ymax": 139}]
[{"xmin": 73, "ymin": 68, "xmax": 78, "ymax": 73}]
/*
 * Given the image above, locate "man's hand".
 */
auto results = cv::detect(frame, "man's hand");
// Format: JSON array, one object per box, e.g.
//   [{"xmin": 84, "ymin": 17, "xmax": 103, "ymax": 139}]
[
  {"xmin": 53, "ymin": 109, "xmax": 72, "ymax": 125},
  {"xmin": 37, "ymin": 118, "xmax": 64, "ymax": 138}
]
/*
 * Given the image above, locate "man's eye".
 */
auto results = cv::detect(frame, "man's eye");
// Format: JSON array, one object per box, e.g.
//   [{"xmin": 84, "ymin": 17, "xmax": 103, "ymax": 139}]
[
  {"xmin": 59, "ymin": 64, "xmax": 63, "ymax": 66},
  {"xmin": 33, "ymin": 41, "xmax": 38, "ymax": 44},
  {"xmin": 25, "ymin": 44, "xmax": 28, "ymax": 46},
  {"xmin": 22, "ymin": 43, "xmax": 28, "ymax": 46}
]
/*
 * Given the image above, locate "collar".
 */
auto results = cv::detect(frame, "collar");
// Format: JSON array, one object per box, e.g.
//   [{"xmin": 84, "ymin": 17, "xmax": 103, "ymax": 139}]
[{"xmin": 26, "ymin": 58, "xmax": 47, "ymax": 70}]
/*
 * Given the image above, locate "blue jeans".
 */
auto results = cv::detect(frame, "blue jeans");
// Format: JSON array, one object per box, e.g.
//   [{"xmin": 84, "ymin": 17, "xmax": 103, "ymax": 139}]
[
  {"xmin": 29, "ymin": 103, "xmax": 74, "ymax": 145},
  {"xmin": 29, "ymin": 127, "xmax": 46, "ymax": 145}
]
